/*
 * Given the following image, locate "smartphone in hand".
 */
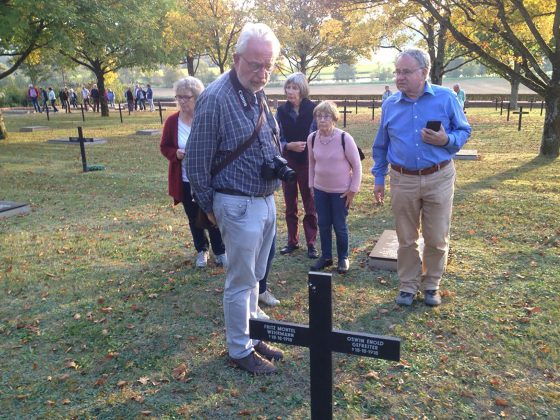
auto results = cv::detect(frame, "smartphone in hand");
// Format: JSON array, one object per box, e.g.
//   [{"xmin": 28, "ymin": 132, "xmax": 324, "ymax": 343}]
[{"xmin": 426, "ymin": 120, "xmax": 442, "ymax": 131}]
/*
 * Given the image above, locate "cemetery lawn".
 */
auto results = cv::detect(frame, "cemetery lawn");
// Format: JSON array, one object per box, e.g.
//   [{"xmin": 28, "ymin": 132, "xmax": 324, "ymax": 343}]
[{"xmin": 1, "ymin": 108, "xmax": 559, "ymax": 419}]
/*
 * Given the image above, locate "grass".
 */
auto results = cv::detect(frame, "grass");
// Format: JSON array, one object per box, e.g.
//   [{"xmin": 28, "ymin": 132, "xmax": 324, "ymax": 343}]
[{"xmin": 1, "ymin": 106, "xmax": 559, "ymax": 419}]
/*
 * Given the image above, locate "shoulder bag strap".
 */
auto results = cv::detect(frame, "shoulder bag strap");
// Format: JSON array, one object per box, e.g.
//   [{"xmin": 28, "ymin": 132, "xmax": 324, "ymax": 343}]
[{"xmin": 210, "ymin": 102, "xmax": 265, "ymax": 177}]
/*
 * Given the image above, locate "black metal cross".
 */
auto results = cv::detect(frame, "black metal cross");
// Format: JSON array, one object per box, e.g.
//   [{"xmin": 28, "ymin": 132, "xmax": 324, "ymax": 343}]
[
  {"xmin": 250, "ymin": 272, "xmax": 400, "ymax": 420},
  {"xmin": 340, "ymin": 100, "xmax": 353, "ymax": 128},
  {"xmin": 512, "ymin": 106, "xmax": 529, "ymax": 131}
]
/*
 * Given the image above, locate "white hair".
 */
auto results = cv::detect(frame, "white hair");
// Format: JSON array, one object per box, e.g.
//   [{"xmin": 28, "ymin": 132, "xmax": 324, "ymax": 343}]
[
  {"xmin": 396, "ymin": 48, "xmax": 431, "ymax": 75},
  {"xmin": 235, "ymin": 22, "xmax": 280, "ymax": 58}
]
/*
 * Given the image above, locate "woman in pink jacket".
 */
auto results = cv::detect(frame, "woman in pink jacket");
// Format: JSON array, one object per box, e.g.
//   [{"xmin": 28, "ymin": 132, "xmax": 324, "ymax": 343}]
[{"xmin": 308, "ymin": 101, "xmax": 362, "ymax": 274}]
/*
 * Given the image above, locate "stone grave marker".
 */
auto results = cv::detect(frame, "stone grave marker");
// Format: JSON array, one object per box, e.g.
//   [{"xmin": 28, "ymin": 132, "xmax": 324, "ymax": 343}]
[
  {"xmin": 0, "ymin": 201, "xmax": 31, "ymax": 218},
  {"xmin": 136, "ymin": 129, "xmax": 162, "ymax": 136},
  {"xmin": 20, "ymin": 126, "xmax": 50, "ymax": 132},
  {"xmin": 454, "ymin": 149, "xmax": 479, "ymax": 160},
  {"xmin": 369, "ymin": 229, "xmax": 424, "ymax": 271},
  {"xmin": 250, "ymin": 271, "xmax": 400, "ymax": 420}
]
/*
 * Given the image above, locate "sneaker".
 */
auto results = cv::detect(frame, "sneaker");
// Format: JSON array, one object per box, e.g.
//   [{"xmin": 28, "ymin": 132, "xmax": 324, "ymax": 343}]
[
  {"xmin": 280, "ymin": 244, "xmax": 299, "ymax": 255},
  {"xmin": 254, "ymin": 341, "xmax": 283, "ymax": 361},
  {"xmin": 395, "ymin": 291, "xmax": 415, "ymax": 306},
  {"xmin": 230, "ymin": 351, "xmax": 277, "ymax": 375},
  {"xmin": 307, "ymin": 245, "xmax": 319, "ymax": 259},
  {"xmin": 195, "ymin": 251, "xmax": 208, "ymax": 268},
  {"xmin": 215, "ymin": 253, "xmax": 228, "ymax": 268},
  {"xmin": 310, "ymin": 257, "xmax": 333, "ymax": 271},
  {"xmin": 337, "ymin": 258, "xmax": 349, "ymax": 274},
  {"xmin": 259, "ymin": 290, "xmax": 280, "ymax": 306},
  {"xmin": 256, "ymin": 306, "xmax": 270, "ymax": 320},
  {"xmin": 424, "ymin": 290, "xmax": 442, "ymax": 306}
]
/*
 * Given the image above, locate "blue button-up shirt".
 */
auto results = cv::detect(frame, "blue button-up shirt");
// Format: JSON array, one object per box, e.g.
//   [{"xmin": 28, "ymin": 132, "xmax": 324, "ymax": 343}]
[{"xmin": 372, "ymin": 82, "xmax": 471, "ymax": 185}]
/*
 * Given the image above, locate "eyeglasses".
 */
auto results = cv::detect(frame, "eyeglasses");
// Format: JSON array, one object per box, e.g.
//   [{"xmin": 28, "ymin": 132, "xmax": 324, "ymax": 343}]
[
  {"xmin": 393, "ymin": 68, "xmax": 422, "ymax": 76},
  {"xmin": 240, "ymin": 56, "xmax": 275, "ymax": 73},
  {"xmin": 175, "ymin": 95, "xmax": 194, "ymax": 102},
  {"xmin": 316, "ymin": 114, "xmax": 333, "ymax": 120}
]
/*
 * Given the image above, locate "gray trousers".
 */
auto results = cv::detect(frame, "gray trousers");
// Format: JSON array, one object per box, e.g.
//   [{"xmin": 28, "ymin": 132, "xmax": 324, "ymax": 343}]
[{"xmin": 213, "ymin": 192, "xmax": 276, "ymax": 359}]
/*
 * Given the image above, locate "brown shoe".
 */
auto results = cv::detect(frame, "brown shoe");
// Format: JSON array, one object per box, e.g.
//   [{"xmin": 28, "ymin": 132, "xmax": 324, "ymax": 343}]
[
  {"xmin": 254, "ymin": 341, "xmax": 284, "ymax": 361},
  {"xmin": 230, "ymin": 351, "xmax": 277, "ymax": 375}
]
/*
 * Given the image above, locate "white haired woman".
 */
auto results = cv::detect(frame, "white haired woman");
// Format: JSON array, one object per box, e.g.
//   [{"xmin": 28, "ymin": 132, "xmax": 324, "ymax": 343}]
[{"xmin": 160, "ymin": 77, "xmax": 227, "ymax": 268}]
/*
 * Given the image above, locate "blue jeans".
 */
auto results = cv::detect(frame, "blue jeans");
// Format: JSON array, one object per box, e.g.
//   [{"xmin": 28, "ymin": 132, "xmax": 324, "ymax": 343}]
[
  {"xmin": 314, "ymin": 188, "xmax": 349, "ymax": 261},
  {"xmin": 181, "ymin": 182, "xmax": 225, "ymax": 255},
  {"xmin": 213, "ymin": 192, "xmax": 276, "ymax": 358},
  {"xmin": 31, "ymin": 97, "xmax": 41, "ymax": 112}
]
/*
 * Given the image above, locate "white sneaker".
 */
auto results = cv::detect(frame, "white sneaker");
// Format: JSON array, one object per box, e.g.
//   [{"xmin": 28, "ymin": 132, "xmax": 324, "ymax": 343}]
[
  {"xmin": 195, "ymin": 251, "xmax": 208, "ymax": 268},
  {"xmin": 256, "ymin": 306, "xmax": 270, "ymax": 320},
  {"xmin": 259, "ymin": 290, "xmax": 280, "ymax": 306},
  {"xmin": 215, "ymin": 253, "xmax": 228, "ymax": 268}
]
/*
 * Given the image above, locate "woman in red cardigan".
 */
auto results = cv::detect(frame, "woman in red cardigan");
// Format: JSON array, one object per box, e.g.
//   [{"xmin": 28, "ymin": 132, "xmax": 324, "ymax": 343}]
[{"xmin": 160, "ymin": 77, "xmax": 226, "ymax": 268}]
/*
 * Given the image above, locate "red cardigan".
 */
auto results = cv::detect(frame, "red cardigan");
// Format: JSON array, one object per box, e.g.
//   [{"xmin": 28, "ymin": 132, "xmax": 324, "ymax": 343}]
[{"xmin": 160, "ymin": 111, "xmax": 184, "ymax": 205}]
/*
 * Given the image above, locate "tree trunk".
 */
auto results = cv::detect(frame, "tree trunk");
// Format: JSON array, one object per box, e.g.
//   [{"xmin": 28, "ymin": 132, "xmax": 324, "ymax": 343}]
[
  {"xmin": 541, "ymin": 94, "xmax": 560, "ymax": 157},
  {"xmin": 510, "ymin": 61, "xmax": 521, "ymax": 109},
  {"xmin": 95, "ymin": 71, "xmax": 109, "ymax": 117},
  {"xmin": 186, "ymin": 55, "xmax": 195, "ymax": 76},
  {"xmin": 0, "ymin": 109, "xmax": 7, "ymax": 140}
]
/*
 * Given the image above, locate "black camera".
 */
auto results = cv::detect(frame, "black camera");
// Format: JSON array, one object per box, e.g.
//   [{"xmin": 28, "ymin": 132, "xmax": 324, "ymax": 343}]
[{"xmin": 261, "ymin": 156, "xmax": 296, "ymax": 183}]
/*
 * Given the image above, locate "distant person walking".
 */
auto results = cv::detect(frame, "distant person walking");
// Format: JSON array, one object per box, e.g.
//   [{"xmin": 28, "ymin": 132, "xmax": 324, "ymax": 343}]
[
  {"xmin": 91, "ymin": 84, "xmax": 100, "ymax": 112},
  {"xmin": 453, "ymin": 83, "xmax": 466, "ymax": 109},
  {"xmin": 381, "ymin": 85, "xmax": 393, "ymax": 103},
  {"xmin": 61, "ymin": 87, "xmax": 71, "ymax": 113},
  {"xmin": 82, "ymin": 85, "xmax": 91, "ymax": 111},
  {"xmin": 146, "ymin": 84, "xmax": 154, "ymax": 112},
  {"xmin": 126, "ymin": 87, "xmax": 134, "ymax": 112},
  {"xmin": 27, "ymin": 84, "xmax": 41, "ymax": 113},
  {"xmin": 47, "ymin": 87, "xmax": 58, "ymax": 112},
  {"xmin": 40, "ymin": 88, "xmax": 48, "ymax": 112}
]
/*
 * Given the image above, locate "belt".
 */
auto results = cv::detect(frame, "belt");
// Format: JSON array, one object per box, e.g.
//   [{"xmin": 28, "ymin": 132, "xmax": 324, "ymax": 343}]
[
  {"xmin": 216, "ymin": 188, "xmax": 271, "ymax": 198},
  {"xmin": 391, "ymin": 160, "xmax": 451, "ymax": 176}
]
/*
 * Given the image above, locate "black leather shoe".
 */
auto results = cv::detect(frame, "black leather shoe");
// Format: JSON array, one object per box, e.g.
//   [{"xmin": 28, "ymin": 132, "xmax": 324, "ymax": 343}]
[
  {"xmin": 310, "ymin": 257, "xmax": 333, "ymax": 271},
  {"xmin": 307, "ymin": 245, "xmax": 319, "ymax": 259},
  {"xmin": 280, "ymin": 244, "xmax": 299, "ymax": 255},
  {"xmin": 337, "ymin": 258, "xmax": 349, "ymax": 274}
]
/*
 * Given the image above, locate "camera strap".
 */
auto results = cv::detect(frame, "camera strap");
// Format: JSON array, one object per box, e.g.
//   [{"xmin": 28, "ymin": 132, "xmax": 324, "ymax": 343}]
[{"xmin": 210, "ymin": 100, "xmax": 265, "ymax": 177}]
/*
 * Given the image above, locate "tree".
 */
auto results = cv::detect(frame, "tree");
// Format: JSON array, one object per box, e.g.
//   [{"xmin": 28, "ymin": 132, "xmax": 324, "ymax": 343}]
[
  {"xmin": 59, "ymin": 0, "xmax": 173, "ymax": 117},
  {"xmin": 255, "ymin": 0, "xmax": 384, "ymax": 81},
  {"xmin": 415, "ymin": 0, "xmax": 559, "ymax": 157},
  {"xmin": 0, "ymin": 0, "xmax": 69, "ymax": 139},
  {"xmin": 334, "ymin": 63, "xmax": 357, "ymax": 81}
]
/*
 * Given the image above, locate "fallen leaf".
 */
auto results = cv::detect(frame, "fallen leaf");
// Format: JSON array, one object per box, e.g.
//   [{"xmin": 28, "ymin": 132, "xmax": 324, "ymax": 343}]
[
  {"xmin": 131, "ymin": 395, "xmax": 145, "ymax": 403},
  {"xmin": 440, "ymin": 355, "xmax": 449, "ymax": 363},
  {"xmin": 148, "ymin": 293, "xmax": 158, "ymax": 299},
  {"xmin": 100, "ymin": 307, "xmax": 113, "ymax": 314},
  {"xmin": 46, "ymin": 400, "xmax": 56, "ymax": 406},
  {"xmin": 495, "ymin": 398, "xmax": 509, "ymax": 407},
  {"xmin": 138, "ymin": 377, "xmax": 150, "ymax": 385},
  {"xmin": 525, "ymin": 307, "xmax": 541, "ymax": 315},
  {"xmin": 16, "ymin": 395, "xmax": 29, "ymax": 400},
  {"xmin": 62, "ymin": 399, "xmax": 70, "ymax": 405},
  {"xmin": 97, "ymin": 297, "xmax": 105, "ymax": 305},
  {"xmin": 95, "ymin": 375, "xmax": 108, "ymax": 387},
  {"xmin": 58, "ymin": 373, "xmax": 70, "ymax": 381},
  {"xmin": 126, "ymin": 324, "xmax": 135, "ymax": 329},
  {"xmin": 489, "ymin": 378, "xmax": 501, "ymax": 386},
  {"xmin": 230, "ymin": 389, "xmax": 240, "ymax": 397},
  {"xmin": 468, "ymin": 229, "xmax": 476, "ymax": 235},
  {"xmin": 177, "ymin": 406, "xmax": 189, "ymax": 414},
  {"xmin": 65, "ymin": 360, "xmax": 77, "ymax": 369},
  {"xmin": 117, "ymin": 380, "xmax": 128, "ymax": 388},
  {"xmin": 364, "ymin": 371, "xmax": 380, "ymax": 380},
  {"xmin": 140, "ymin": 411, "xmax": 152, "ymax": 416},
  {"xmin": 238, "ymin": 409, "xmax": 251, "ymax": 416},
  {"xmin": 73, "ymin": 313, "xmax": 81, "ymax": 320},
  {"xmin": 105, "ymin": 352, "xmax": 119, "ymax": 360},
  {"xmin": 172, "ymin": 363, "xmax": 189, "ymax": 382},
  {"xmin": 216, "ymin": 386, "xmax": 224, "ymax": 393}
]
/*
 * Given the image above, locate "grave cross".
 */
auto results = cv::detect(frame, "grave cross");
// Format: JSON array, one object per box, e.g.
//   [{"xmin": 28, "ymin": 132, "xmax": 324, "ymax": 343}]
[
  {"xmin": 507, "ymin": 103, "xmax": 511, "ymax": 122},
  {"xmin": 500, "ymin": 99, "xmax": 504, "ymax": 116},
  {"xmin": 340, "ymin": 100, "xmax": 353, "ymax": 128},
  {"xmin": 355, "ymin": 99, "xmax": 358, "ymax": 115},
  {"xmin": 512, "ymin": 106, "xmax": 529, "ymax": 131},
  {"xmin": 368, "ymin": 99, "xmax": 376, "ymax": 121},
  {"xmin": 118, "ymin": 103, "xmax": 123, "ymax": 123},
  {"xmin": 250, "ymin": 272, "xmax": 400, "ymax": 420},
  {"xmin": 540, "ymin": 100, "xmax": 544, "ymax": 116},
  {"xmin": 158, "ymin": 100, "xmax": 163, "ymax": 125}
]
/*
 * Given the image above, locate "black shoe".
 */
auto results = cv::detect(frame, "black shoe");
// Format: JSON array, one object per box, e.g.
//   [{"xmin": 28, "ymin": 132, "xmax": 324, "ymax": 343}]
[
  {"xmin": 280, "ymin": 244, "xmax": 299, "ymax": 255},
  {"xmin": 310, "ymin": 257, "xmax": 333, "ymax": 271},
  {"xmin": 337, "ymin": 258, "xmax": 349, "ymax": 274},
  {"xmin": 307, "ymin": 245, "xmax": 319, "ymax": 259}
]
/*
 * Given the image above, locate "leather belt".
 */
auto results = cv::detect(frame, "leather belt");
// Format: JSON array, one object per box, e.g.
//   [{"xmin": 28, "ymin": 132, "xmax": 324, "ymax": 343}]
[
  {"xmin": 216, "ymin": 188, "xmax": 271, "ymax": 198},
  {"xmin": 391, "ymin": 160, "xmax": 451, "ymax": 176}
]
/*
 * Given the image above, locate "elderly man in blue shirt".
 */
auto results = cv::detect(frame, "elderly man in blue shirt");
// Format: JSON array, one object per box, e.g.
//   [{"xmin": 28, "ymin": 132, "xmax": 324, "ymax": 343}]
[{"xmin": 372, "ymin": 48, "xmax": 471, "ymax": 307}]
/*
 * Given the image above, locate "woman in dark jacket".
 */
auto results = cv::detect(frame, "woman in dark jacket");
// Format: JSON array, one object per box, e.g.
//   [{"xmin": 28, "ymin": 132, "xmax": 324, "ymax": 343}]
[
  {"xmin": 275, "ymin": 72, "xmax": 318, "ymax": 259},
  {"xmin": 159, "ymin": 77, "xmax": 226, "ymax": 268}
]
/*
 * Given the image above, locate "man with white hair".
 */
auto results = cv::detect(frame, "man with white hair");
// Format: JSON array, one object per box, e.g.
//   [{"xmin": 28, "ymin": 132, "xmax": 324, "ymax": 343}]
[
  {"xmin": 186, "ymin": 23, "xmax": 284, "ymax": 375},
  {"xmin": 453, "ymin": 83, "xmax": 466, "ymax": 109},
  {"xmin": 372, "ymin": 48, "xmax": 471, "ymax": 307}
]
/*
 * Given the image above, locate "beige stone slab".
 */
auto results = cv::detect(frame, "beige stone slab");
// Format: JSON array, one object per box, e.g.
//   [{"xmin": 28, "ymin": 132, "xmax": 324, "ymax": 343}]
[
  {"xmin": 368, "ymin": 230, "xmax": 424, "ymax": 272},
  {"xmin": 0, "ymin": 201, "xmax": 31, "ymax": 218},
  {"xmin": 454, "ymin": 149, "xmax": 480, "ymax": 160},
  {"xmin": 47, "ymin": 138, "xmax": 107, "ymax": 145},
  {"xmin": 136, "ymin": 129, "xmax": 162, "ymax": 136},
  {"xmin": 20, "ymin": 126, "xmax": 50, "ymax": 132}
]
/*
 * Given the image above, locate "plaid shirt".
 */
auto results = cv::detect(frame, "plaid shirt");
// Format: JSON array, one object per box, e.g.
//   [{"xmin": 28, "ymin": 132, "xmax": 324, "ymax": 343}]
[{"xmin": 185, "ymin": 70, "xmax": 281, "ymax": 213}]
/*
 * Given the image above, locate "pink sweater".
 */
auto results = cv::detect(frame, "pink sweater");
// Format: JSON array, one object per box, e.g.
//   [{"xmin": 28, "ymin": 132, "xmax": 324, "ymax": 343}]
[{"xmin": 307, "ymin": 128, "xmax": 362, "ymax": 193}]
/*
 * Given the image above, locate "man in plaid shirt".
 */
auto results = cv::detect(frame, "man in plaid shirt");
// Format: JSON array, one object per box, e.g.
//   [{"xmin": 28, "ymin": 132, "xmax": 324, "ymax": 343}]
[{"xmin": 186, "ymin": 23, "xmax": 284, "ymax": 375}]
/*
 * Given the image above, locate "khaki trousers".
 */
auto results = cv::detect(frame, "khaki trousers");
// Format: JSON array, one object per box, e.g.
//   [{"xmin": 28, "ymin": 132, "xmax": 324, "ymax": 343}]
[{"xmin": 389, "ymin": 162, "xmax": 455, "ymax": 293}]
